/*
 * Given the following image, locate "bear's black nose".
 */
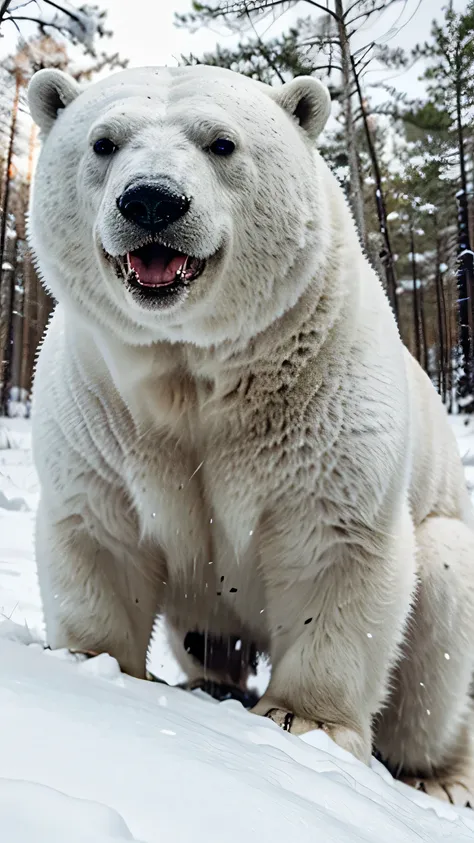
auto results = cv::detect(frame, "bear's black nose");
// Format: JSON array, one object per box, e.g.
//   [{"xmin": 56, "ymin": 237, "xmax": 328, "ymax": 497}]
[{"xmin": 117, "ymin": 182, "xmax": 190, "ymax": 232}]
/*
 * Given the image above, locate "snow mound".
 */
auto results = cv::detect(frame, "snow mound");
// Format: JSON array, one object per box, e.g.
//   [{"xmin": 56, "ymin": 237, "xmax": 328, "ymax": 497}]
[
  {"xmin": 0, "ymin": 621, "xmax": 473, "ymax": 843},
  {"xmin": 0, "ymin": 489, "xmax": 31, "ymax": 512},
  {"xmin": 0, "ymin": 419, "xmax": 32, "ymax": 451},
  {"xmin": 0, "ymin": 779, "xmax": 138, "ymax": 843}
]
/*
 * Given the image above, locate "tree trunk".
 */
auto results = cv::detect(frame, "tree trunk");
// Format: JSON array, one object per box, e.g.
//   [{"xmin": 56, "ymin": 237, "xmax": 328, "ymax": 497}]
[
  {"xmin": 0, "ymin": 0, "xmax": 12, "ymax": 27},
  {"xmin": 434, "ymin": 226, "xmax": 446, "ymax": 401},
  {"xmin": 410, "ymin": 224, "xmax": 421, "ymax": 364},
  {"xmin": 418, "ymin": 275, "xmax": 429, "ymax": 374},
  {"xmin": 469, "ymin": 138, "xmax": 474, "ymax": 252},
  {"xmin": 19, "ymin": 123, "xmax": 37, "ymax": 397},
  {"xmin": 20, "ymin": 253, "xmax": 32, "ymax": 393},
  {"xmin": 350, "ymin": 54, "xmax": 398, "ymax": 322},
  {"xmin": 0, "ymin": 230, "xmax": 16, "ymax": 412},
  {"xmin": 445, "ymin": 266, "xmax": 455, "ymax": 413},
  {"xmin": 9, "ymin": 258, "xmax": 24, "ymax": 398},
  {"xmin": 441, "ymin": 275, "xmax": 450, "ymax": 406},
  {"xmin": 454, "ymin": 54, "xmax": 474, "ymax": 409},
  {"xmin": 334, "ymin": 0, "xmax": 366, "ymax": 248},
  {"xmin": 456, "ymin": 187, "xmax": 474, "ymax": 409},
  {"xmin": 0, "ymin": 71, "xmax": 20, "ymax": 414}
]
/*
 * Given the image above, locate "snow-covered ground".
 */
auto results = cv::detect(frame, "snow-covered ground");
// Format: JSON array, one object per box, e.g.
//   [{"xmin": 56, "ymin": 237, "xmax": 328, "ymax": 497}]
[{"xmin": 1, "ymin": 416, "xmax": 474, "ymax": 842}]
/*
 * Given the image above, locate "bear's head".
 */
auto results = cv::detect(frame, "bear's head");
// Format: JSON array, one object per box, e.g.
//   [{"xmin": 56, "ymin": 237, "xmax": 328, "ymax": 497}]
[{"xmin": 28, "ymin": 65, "xmax": 331, "ymax": 346}]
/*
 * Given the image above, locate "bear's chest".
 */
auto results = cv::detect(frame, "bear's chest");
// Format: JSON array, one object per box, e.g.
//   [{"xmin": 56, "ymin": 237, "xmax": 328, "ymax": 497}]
[{"xmin": 126, "ymin": 366, "xmax": 343, "ymax": 554}]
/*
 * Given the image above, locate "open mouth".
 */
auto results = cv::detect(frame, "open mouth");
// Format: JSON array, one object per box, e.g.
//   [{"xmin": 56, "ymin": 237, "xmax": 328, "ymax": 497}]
[{"xmin": 106, "ymin": 241, "xmax": 206, "ymax": 305}]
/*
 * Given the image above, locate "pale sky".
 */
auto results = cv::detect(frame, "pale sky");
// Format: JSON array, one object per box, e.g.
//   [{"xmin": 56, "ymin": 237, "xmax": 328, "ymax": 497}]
[
  {"xmin": 0, "ymin": 0, "xmax": 469, "ymax": 159},
  {"xmin": 101, "ymin": 0, "xmax": 465, "ymax": 67},
  {"xmin": 0, "ymin": 0, "xmax": 469, "ymax": 101},
  {"xmin": 99, "ymin": 0, "xmax": 468, "ymax": 102}
]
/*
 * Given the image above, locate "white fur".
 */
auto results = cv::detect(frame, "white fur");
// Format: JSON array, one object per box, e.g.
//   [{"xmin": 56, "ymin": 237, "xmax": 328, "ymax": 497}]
[{"xmin": 28, "ymin": 66, "xmax": 474, "ymax": 789}]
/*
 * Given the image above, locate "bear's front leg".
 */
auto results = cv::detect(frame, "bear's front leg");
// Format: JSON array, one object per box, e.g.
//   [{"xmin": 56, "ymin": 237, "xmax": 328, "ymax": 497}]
[
  {"xmin": 36, "ymin": 499, "xmax": 166, "ymax": 679},
  {"xmin": 252, "ymin": 504, "xmax": 417, "ymax": 763}
]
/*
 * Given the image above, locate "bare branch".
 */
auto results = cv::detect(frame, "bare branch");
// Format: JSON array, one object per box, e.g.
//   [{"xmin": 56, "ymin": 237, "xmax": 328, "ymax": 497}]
[
  {"xmin": 42, "ymin": 0, "xmax": 86, "ymax": 31},
  {"xmin": 299, "ymin": 37, "xmax": 340, "ymax": 47},
  {"xmin": 5, "ymin": 12, "xmax": 25, "ymax": 42},
  {"xmin": 205, "ymin": 0, "xmax": 341, "ymax": 23},
  {"xmin": 352, "ymin": 42, "xmax": 375, "ymax": 67},
  {"xmin": 313, "ymin": 62, "xmax": 343, "ymax": 72},
  {"xmin": 303, "ymin": 0, "xmax": 340, "ymax": 22},
  {"xmin": 0, "ymin": 0, "xmax": 12, "ymax": 24},
  {"xmin": 4, "ymin": 13, "xmax": 80, "ymax": 37},
  {"xmin": 343, "ymin": 0, "xmax": 404, "ymax": 20},
  {"xmin": 347, "ymin": 0, "xmax": 404, "ymax": 27},
  {"xmin": 244, "ymin": 7, "xmax": 285, "ymax": 83}
]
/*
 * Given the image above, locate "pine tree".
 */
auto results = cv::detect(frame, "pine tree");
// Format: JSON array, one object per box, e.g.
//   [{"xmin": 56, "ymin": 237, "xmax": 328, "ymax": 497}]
[
  {"xmin": 387, "ymin": 1, "xmax": 474, "ymax": 408},
  {"xmin": 178, "ymin": 0, "xmax": 406, "ymax": 267},
  {"xmin": 384, "ymin": 144, "xmax": 458, "ymax": 403},
  {"xmin": 0, "ymin": 27, "xmax": 126, "ymax": 414},
  {"xmin": 416, "ymin": 1, "xmax": 474, "ymax": 408},
  {"xmin": 0, "ymin": 1, "xmax": 110, "ymax": 55}
]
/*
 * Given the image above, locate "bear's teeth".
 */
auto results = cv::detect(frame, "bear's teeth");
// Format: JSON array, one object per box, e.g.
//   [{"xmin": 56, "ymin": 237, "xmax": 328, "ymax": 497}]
[{"xmin": 177, "ymin": 256, "xmax": 189, "ymax": 280}]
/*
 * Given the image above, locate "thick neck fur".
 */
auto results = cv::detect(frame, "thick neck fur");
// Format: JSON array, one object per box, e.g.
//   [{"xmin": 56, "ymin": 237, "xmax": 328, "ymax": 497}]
[{"xmin": 73, "ymin": 191, "xmax": 362, "ymax": 441}]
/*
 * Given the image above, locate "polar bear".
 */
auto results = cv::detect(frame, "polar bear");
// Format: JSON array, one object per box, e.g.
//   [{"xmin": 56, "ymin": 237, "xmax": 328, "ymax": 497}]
[{"xmin": 28, "ymin": 65, "xmax": 474, "ymax": 804}]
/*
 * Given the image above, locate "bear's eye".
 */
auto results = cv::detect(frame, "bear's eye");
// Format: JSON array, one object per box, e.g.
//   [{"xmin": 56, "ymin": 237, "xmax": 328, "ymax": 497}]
[
  {"xmin": 93, "ymin": 138, "xmax": 117, "ymax": 156},
  {"xmin": 209, "ymin": 138, "xmax": 235, "ymax": 157}
]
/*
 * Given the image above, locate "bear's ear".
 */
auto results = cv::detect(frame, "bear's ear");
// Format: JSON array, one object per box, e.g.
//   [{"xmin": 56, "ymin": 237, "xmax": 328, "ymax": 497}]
[
  {"xmin": 271, "ymin": 76, "xmax": 331, "ymax": 140},
  {"xmin": 28, "ymin": 69, "xmax": 81, "ymax": 133}
]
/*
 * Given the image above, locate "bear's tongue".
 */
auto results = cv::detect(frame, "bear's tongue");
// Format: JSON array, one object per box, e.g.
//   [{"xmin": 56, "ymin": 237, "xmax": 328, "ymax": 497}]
[{"xmin": 128, "ymin": 243, "xmax": 187, "ymax": 287}]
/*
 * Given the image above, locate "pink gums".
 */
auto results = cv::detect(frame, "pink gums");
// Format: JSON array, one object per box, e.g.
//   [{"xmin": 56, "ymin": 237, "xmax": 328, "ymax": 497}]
[{"xmin": 128, "ymin": 252, "xmax": 187, "ymax": 287}]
